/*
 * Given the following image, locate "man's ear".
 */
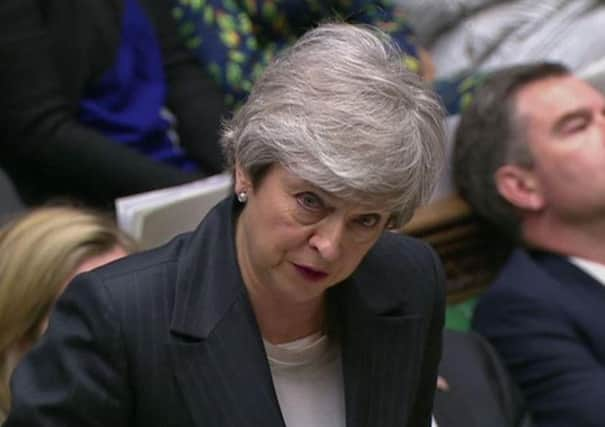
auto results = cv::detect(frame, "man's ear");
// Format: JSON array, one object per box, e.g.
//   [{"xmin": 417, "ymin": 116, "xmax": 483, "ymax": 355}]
[
  {"xmin": 495, "ymin": 164, "xmax": 544, "ymax": 211},
  {"xmin": 234, "ymin": 163, "xmax": 252, "ymax": 193}
]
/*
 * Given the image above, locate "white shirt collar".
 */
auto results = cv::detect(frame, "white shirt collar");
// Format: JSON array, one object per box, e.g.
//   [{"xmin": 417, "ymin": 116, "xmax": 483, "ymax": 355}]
[{"xmin": 568, "ymin": 256, "xmax": 605, "ymax": 287}]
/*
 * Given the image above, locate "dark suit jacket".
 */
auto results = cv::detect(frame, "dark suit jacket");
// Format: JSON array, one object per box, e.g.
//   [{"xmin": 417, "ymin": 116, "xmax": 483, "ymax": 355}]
[
  {"xmin": 473, "ymin": 249, "xmax": 605, "ymax": 427},
  {"xmin": 6, "ymin": 197, "xmax": 445, "ymax": 427},
  {"xmin": 434, "ymin": 330, "xmax": 531, "ymax": 427}
]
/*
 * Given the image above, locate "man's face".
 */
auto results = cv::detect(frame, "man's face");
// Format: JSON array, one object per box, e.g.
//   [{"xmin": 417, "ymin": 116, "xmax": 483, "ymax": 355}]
[{"xmin": 515, "ymin": 75, "xmax": 605, "ymax": 224}]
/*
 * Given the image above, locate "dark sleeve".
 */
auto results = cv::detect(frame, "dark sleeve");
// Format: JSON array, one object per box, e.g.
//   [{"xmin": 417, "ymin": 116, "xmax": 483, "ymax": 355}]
[
  {"xmin": 0, "ymin": 0, "xmax": 200, "ymax": 208},
  {"xmin": 408, "ymin": 245, "xmax": 446, "ymax": 426},
  {"xmin": 473, "ymin": 291, "xmax": 605, "ymax": 427},
  {"xmin": 145, "ymin": 0, "xmax": 227, "ymax": 175},
  {"xmin": 4, "ymin": 272, "xmax": 132, "ymax": 426},
  {"xmin": 437, "ymin": 330, "xmax": 531, "ymax": 427}
]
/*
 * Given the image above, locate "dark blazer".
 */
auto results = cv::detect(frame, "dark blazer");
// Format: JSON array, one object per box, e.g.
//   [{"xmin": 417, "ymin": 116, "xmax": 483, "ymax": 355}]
[
  {"xmin": 0, "ymin": 0, "xmax": 225, "ymax": 207},
  {"xmin": 473, "ymin": 249, "xmax": 605, "ymax": 427},
  {"xmin": 434, "ymin": 330, "xmax": 531, "ymax": 427},
  {"xmin": 6, "ymin": 196, "xmax": 446, "ymax": 427}
]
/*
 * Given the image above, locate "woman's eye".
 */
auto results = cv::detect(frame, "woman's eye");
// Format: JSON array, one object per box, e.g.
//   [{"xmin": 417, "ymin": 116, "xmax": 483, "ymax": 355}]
[
  {"xmin": 356, "ymin": 214, "xmax": 380, "ymax": 228},
  {"xmin": 296, "ymin": 192, "xmax": 323, "ymax": 211}
]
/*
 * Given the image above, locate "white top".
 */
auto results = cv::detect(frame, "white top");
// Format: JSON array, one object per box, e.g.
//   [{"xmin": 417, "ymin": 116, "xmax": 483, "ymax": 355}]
[
  {"xmin": 264, "ymin": 332, "xmax": 345, "ymax": 427},
  {"xmin": 568, "ymin": 256, "xmax": 605, "ymax": 286}
]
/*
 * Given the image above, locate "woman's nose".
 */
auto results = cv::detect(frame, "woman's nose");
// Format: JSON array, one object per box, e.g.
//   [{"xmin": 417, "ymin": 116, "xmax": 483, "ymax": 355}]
[{"xmin": 308, "ymin": 217, "xmax": 345, "ymax": 262}]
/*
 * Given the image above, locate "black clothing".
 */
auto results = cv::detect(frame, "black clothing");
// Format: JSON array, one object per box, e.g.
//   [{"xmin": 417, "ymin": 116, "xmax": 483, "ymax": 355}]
[{"xmin": 0, "ymin": 0, "xmax": 226, "ymax": 208}]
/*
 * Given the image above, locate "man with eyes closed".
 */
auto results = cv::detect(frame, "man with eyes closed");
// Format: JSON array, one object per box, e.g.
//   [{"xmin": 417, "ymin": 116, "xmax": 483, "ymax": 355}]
[
  {"xmin": 5, "ymin": 23, "xmax": 447, "ymax": 427},
  {"xmin": 454, "ymin": 62, "xmax": 605, "ymax": 427}
]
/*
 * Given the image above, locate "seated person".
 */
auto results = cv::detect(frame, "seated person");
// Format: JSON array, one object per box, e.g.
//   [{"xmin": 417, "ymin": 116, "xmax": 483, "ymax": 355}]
[
  {"xmin": 454, "ymin": 62, "xmax": 605, "ymax": 427},
  {"xmin": 0, "ymin": 0, "xmax": 227, "ymax": 208},
  {"xmin": 0, "ymin": 206, "xmax": 136, "ymax": 422},
  {"xmin": 171, "ymin": 0, "xmax": 495, "ymax": 117},
  {"xmin": 171, "ymin": 0, "xmax": 433, "ymax": 106},
  {"xmin": 402, "ymin": 0, "xmax": 605, "ymax": 79}
]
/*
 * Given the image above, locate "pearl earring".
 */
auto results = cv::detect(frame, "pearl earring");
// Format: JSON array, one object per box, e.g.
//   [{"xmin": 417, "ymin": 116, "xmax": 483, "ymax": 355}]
[{"xmin": 237, "ymin": 191, "xmax": 248, "ymax": 203}]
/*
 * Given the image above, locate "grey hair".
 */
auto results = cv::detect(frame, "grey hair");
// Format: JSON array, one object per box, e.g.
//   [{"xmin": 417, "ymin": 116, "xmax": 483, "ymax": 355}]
[
  {"xmin": 453, "ymin": 62, "xmax": 569, "ymax": 239},
  {"xmin": 221, "ymin": 22, "xmax": 445, "ymax": 227}
]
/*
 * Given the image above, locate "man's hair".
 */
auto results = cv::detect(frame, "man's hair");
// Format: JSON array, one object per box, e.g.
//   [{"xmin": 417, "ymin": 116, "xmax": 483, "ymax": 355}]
[{"xmin": 453, "ymin": 62, "xmax": 569, "ymax": 238}]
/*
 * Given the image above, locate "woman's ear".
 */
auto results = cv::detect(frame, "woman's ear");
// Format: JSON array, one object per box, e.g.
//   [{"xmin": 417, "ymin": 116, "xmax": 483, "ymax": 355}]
[
  {"xmin": 234, "ymin": 163, "xmax": 252, "ymax": 194},
  {"xmin": 495, "ymin": 164, "xmax": 544, "ymax": 211}
]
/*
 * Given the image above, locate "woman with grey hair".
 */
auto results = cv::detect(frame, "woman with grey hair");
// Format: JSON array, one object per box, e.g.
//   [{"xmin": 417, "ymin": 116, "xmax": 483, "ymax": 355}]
[{"xmin": 5, "ymin": 23, "xmax": 446, "ymax": 427}]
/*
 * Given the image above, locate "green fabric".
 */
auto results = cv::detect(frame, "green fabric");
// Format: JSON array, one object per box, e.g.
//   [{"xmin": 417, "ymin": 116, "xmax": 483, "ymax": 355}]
[{"xmin": 445, "ymin": 297, "xmax": 478, "ymax": 331}]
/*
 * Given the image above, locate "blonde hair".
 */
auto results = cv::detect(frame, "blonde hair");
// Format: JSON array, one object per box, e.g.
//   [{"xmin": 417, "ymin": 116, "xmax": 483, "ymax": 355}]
[{"xmin": 0, "ymin": 206, "xmax": 136, "ymax": 415}]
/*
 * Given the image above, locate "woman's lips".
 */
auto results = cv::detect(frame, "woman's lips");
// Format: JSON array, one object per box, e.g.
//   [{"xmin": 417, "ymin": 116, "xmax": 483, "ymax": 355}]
[{"xmin": 293, "ymin": 264, "xmax": 329, "ymax": 281}]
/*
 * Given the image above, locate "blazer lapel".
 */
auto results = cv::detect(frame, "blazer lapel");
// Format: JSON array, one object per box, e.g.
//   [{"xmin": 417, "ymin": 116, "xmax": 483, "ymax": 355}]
[
  {"xmin": 168, "ymin": 297, "xmax": 285, "ymax": 427},
  {"xmin": 336, "ymin": 280, "xmax": 425, "ymax": 427},
  {"xmin": 167, "ymin": 197, "xmax": 285, "ymax": 427}
]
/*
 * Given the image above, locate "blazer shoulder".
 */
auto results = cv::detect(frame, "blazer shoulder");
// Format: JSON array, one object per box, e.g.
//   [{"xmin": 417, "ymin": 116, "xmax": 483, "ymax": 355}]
[
  {"xmin": 89, "ymin": 232, "xmax": 192, "ymax": 303},
  {"xmin": 367, "ymin": 232, "xmax": 442, "ymax": 277},
  {"xmin": 473, "ymin": 248, "xmax": 570, "ymax": 336},
  {"xmin": 482, "ymin": 248, "xmax": 560, "ymax": 303},
  {"xmin": 102, "ymin": 232, "xmax": 190, "ymax": 274},
  {"xmin": 353, "ymin": 232, "xmax": 445, "ymax": 311}
]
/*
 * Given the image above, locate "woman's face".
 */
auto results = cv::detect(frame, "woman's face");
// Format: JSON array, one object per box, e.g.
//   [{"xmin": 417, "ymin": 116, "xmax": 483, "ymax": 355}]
[{"xmin": 235, "ymin": 164, "xmax": 390, "ymax": 304}]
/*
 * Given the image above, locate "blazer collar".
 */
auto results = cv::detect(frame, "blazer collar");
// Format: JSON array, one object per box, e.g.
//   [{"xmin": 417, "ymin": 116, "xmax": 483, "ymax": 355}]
[
  {"xmin": 168, "ymin": 196, "xmax": 286, "ymax": 426},
  {"xmin": 530, "ymin": 249, "xmax": 605, "ymax": 292},
  {"xmin": 170, "ymin": 195, "xmax": 246, "ymax": 339}
]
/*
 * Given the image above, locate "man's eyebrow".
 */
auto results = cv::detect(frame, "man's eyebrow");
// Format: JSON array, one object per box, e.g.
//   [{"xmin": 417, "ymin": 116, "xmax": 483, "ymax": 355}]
[{"xmin": 552, "ymin": 109, "xmax": 591, "ymax": 133}]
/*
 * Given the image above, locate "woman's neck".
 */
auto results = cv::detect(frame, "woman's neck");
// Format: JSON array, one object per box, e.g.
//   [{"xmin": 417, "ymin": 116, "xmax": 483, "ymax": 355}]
[{"xmin": 248, "ymin": 290, "xmax": 326, "ymax": 345}]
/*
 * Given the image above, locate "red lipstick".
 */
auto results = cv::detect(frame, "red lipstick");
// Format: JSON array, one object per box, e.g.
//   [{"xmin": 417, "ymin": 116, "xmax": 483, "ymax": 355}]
[{"xmin": 293, "ymin": 264, "xmax": 328, "ymax": 282}]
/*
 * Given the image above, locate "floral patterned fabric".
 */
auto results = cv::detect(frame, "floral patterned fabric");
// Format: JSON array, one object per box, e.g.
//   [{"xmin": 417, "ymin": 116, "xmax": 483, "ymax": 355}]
[
  {"xmin": 171, "ymin": 0, "xmax": 421, "ymax": 106},
  {"xmin": 433, "ymin": 70, "xmax": 487, "ymax": 115}
]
